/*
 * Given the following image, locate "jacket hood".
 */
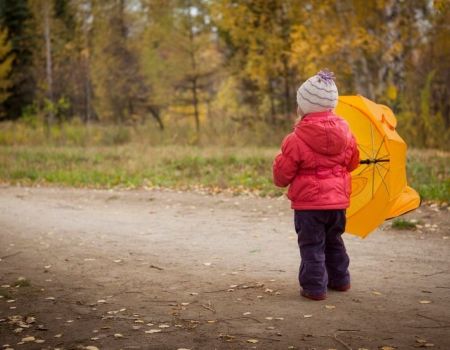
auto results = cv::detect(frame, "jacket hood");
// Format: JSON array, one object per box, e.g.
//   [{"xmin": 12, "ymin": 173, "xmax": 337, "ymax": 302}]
[{"xmin": 294, "ymin": 111, "xmax": 349, "ymax": 155}]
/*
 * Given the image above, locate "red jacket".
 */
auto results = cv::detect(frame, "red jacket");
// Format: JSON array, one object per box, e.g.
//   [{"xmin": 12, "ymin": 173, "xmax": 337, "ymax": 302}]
[{"xmin": 273, "ymin": 111, "xmax": 359, "ymax": 210}]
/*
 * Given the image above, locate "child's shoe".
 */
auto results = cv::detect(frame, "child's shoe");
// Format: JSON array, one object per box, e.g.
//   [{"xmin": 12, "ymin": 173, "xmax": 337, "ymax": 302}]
[
  {"xmin": 301, "ymin": 290, "xmax": 326, "ymax": 301},
  {"xmin": 328, "ymin": 284, "xmax": 351, "ymax": 292}
]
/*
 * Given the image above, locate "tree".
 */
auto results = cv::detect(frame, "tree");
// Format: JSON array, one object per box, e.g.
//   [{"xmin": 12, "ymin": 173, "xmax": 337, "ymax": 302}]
[
  {"xmin": 0, "ymin": 0, "xmax": 35, "ymax": 119},
  {"xmin": 0, "ymin": 27, "xmax": 13, "ymax": 116}
]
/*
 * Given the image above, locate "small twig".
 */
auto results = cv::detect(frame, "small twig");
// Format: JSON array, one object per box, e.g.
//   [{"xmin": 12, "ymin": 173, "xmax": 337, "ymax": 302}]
[
  {"xmin": 221, "ymin": 316, "xmax": 262, "ymax": 324},
  {"xmin": 423, "ymin": 270, "xmax": 450, "ymax": 277},
  {"xmin": 229, "ymin": 333, "xmax": 281, "ymax": 342},
  {"xmin": 417, "ymin": 313, "xmax": 449, "ymax": 325},
  {"xmin": 0, "ymin": 251, "xmax": 22, "ymax": 260},
  {"xmin": 150, "ymin": 264, "xmax": 164, "ymax": 270},
  {"xmin": 408, "ymin": 325, "xmax": 450, "ymax": 329},
  {"xmin": 200, "ymin": 302, "xmax": 216, "ymax": 313},
  {"xmin": 333, "ymin": 332, "xmax": 352, "ymax": 350},
  {"xmin": 204, "ymin": 289, "xmax": 230, "ymax": 294}
]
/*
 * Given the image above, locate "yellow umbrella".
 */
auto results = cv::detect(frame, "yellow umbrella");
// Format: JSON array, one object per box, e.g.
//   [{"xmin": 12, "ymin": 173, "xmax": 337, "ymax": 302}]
[{"xmin": 335, "ymin": 95, "xmax": 420, "ymax": 237}]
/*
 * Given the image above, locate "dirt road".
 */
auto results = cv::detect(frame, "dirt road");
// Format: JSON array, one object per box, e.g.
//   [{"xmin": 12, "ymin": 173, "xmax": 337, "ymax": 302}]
[{"xmin": 1, "ymin": 186, "xmax": 449, "ymax": 350}]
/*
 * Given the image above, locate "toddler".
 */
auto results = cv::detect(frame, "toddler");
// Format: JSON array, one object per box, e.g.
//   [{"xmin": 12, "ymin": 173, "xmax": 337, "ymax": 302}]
[{"xmin": 273, "ymin": 70, "xmax": 360, "ymax": 300}]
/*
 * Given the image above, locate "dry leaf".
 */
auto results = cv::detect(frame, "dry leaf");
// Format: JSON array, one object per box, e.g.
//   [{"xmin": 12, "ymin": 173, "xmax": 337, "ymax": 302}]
[
  {"xmin": 303, "ymin": 314, "xmax": 313, "ymax": 318},
  {"xmin": 419, "ymin": 300, "xmax": 432, "ymax": 304},
  {"xmin": 181, "ymin": 302, "xmax": 190, "ymax": 306},
  {"xmin": 145, "ymin": 329, "xmax": 161, "ymax": 334},
  {"xmin": 114, "ymin": 333, "xmax": 124, "ymax": 338},
  {"xmin": 243, "ymin": 312, "xmax": 251, "ymax": 316},
  {"xmin": 22, "ymin": 336, "xmax": 35, "ymax": 342},
  {"xmin": 97, "ymin": 299, "xmax": 107, "ymax": 304},
  {"xmin": 247, "ymin": 339, "xmax": 259, "ymax": 344}
]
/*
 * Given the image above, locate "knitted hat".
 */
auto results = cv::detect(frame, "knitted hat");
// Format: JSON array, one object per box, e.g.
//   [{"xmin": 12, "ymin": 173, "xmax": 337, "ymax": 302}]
[{"xmin": 296, "ymin": 70, "xmax": 338, "ymax": 116}]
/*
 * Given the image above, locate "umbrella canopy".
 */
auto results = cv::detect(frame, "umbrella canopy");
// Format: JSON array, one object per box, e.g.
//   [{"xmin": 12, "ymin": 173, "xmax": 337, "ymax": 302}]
[{"xmin": 336, "ymin": 95, "xmax": 420, "ymax": 237}]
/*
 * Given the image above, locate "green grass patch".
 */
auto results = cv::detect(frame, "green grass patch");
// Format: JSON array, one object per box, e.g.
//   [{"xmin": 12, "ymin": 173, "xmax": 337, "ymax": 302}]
[
  {"xmin": 391, "ymin": 219, "xmax": 420, "ymax": 230},
  {"xmin": 0, "ymin": 144, "xmax": 447, "ymax": 201}
]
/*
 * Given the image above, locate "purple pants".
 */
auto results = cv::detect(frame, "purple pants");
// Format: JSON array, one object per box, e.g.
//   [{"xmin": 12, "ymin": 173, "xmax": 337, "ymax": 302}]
[{"xmin": 294, "ymin": 210, "xmax": 350, "ymax": 296}]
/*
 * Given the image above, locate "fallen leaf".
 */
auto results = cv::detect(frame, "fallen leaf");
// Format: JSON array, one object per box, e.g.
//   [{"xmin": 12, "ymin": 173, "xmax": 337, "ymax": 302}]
[
  {"xmin": 21, "ymin": 336, "xmax": 35, "ymax": 342},
  {"xmin": 419, "ymin": 300, "xmax": 432, "ymax": 304},
  {"xmin": 247, "ymin": 339, "xmax": 259, "ymax": 344},
  {"xmin": 145, "ymin": 329, "xmax": 161, "ymax": 334},
  {"xmin": 114, "ymin": 333, "xmax": 123, "ymax": 338},
  {"xmin": 303, "ymin": 314, "xmax": 313, "ymax": 318},
  {"xmin": 181, "ymin": 302, "xmax": 190, "ymax": 306},
  {"xmin": 243, "ymin": 312, "xmax": 251, "ymax": 316},
  {"xmin": 97, "ymin": 299, "xmax": 107, "ymax": 304}
]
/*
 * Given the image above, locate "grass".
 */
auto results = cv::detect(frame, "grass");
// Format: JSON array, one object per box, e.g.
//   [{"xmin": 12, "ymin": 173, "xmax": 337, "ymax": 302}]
[
  {"xmin": 391, "ymin": 219, "xmax": 419, "ymax": 230},
  {"xmin": 0, "ymin": 143, "xmax": 448, "ymax": 202}
]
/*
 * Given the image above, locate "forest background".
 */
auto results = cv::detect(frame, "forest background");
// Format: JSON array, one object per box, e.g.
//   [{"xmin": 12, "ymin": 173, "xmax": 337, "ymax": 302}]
[{"xmin": 0, "ymin": 0, "xmax": 448, "ymax": 202}]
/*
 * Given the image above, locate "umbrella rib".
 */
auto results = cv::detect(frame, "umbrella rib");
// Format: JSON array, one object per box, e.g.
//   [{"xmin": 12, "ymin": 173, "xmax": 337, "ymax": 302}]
[
  {"xmin": 356, "ymin": 164, "xmax": 371, "ymax": 176},
  {"xmin": 370, "ymin": 124, "xmax": 374, "ymax": 158},
  {"xmin": 374, "ymin": 136, "xmax": 386, "ymax": 159},
  {"xmin": 358, "ymin": 144, "xmax": 373, "ymax": 159},
  {"xmin": 375, "ymin": 164, "xmax": 390, "ymax": 196},
  {"xmin": 377, "ymin": 162, "xmax": 389, "ymax": 171}
]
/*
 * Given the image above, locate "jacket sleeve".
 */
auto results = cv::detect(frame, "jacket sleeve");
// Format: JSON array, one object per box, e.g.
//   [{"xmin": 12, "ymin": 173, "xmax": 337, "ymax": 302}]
[
  {"xmin": 347, "ymin": 135, "xmax": 360, "ymax": 172},
  {"xmin": 273, "ymin": 133, "xmax": 300, "ymax": 187}
]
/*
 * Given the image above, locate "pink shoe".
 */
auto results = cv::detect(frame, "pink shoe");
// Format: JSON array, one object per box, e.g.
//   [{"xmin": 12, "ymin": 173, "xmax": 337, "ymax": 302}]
[
  {"xmin": 301, "ymin": 290, "xmax": 327, "ymax": 301},
  {"xmin": 328, "ymin": 284, "xmax": 351, "ymax": 292}
]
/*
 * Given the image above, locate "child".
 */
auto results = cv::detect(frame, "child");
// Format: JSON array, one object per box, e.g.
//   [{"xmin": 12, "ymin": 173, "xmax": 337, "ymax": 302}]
[{"xmin": 273, "ymin": 70, "xmax": 360, "ymax": 301}]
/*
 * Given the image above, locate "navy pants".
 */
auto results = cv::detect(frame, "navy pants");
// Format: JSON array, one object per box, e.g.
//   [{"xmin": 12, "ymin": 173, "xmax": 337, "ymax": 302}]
[{"xmin": 294, "ymin": 210, "xmax": 350, "ymax": 296}]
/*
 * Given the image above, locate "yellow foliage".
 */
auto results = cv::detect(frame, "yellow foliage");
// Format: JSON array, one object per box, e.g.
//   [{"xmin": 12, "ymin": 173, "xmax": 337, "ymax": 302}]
[{"xmin": 0, "ymin": 27, "xmax": 14, "ymax": 107}]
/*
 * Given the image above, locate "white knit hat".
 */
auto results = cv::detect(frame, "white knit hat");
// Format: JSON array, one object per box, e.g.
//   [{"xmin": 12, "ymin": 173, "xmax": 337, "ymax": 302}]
[{"xmin": 296, "ymin": 70, "xmax": 338, "ymax": 116}]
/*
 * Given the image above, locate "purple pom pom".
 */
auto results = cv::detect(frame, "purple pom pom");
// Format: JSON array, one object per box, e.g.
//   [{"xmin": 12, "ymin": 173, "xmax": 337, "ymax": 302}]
[{"xmin": 317, "ymin": 69, "xmax": 335, "ymax": 84}]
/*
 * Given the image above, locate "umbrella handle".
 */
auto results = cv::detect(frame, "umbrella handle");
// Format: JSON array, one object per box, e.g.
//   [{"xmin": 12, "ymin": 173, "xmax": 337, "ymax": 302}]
[{"xmin": 360, "ymin": 159, "xmax": 390, "ymax": 164}]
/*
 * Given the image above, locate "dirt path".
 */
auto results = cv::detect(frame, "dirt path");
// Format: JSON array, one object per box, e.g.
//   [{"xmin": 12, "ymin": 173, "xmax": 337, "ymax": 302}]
[{"xmin": 0, "ymin": 186, "xmax": 449, "ymax": 350}]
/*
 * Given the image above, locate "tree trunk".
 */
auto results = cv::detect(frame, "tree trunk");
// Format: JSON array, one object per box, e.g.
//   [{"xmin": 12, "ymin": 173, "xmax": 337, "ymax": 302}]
[{"xmin": 43, "ymin": 1, "xmax": 54, "ymax": 129}]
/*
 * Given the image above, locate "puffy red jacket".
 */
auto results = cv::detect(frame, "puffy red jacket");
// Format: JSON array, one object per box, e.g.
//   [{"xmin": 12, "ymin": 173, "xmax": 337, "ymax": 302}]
[{"xmin": 273, "ymin": 111, "xmax": 359, "ymax": 210}]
